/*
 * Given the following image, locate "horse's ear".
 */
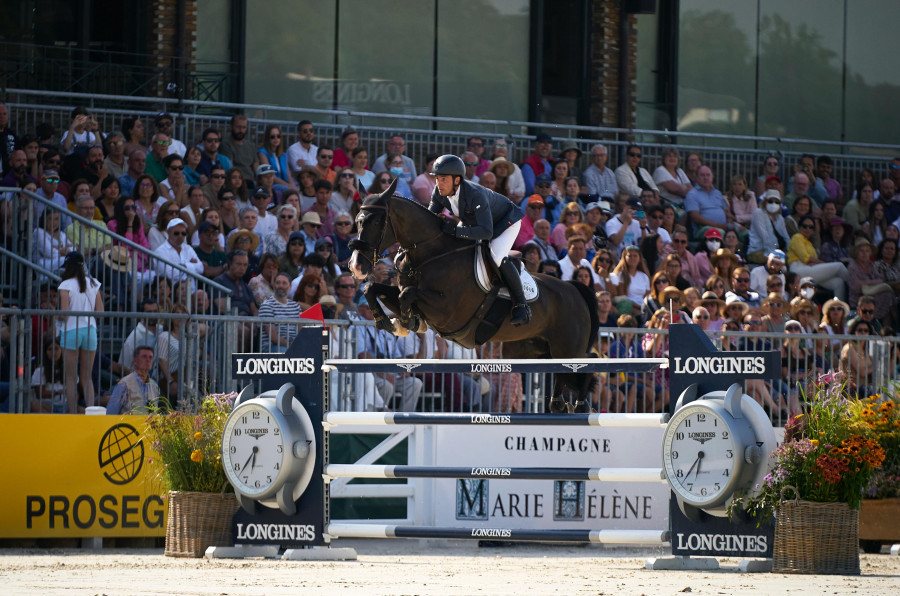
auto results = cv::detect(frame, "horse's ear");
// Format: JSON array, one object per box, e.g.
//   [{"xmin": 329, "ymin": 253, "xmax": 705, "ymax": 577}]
[
  {"xmin": 384, "ymin": 176, "xmax": 398, "ymax": 199},
  {"xmin": 356, "ymin": 179, "xmax": 368, "ymax": 199}
]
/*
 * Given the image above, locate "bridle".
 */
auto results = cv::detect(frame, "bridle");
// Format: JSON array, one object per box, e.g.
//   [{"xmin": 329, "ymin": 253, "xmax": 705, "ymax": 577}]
[{"xmin": 354, "ymin": 197, "xmax": 450, "ymax": 272}]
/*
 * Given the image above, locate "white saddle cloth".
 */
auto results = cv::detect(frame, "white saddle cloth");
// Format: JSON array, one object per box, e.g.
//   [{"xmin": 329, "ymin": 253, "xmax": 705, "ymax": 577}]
[{"xmin": 474, "ymin": 247, "xmax": 539, "ymax": 302}]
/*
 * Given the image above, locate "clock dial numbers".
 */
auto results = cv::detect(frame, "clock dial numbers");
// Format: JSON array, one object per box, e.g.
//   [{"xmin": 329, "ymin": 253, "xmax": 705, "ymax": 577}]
[
  {"xmin": 664, "ymin": 406, "xmax": 737, "ymax": 504},
  {"xmin": 223, "ymin": 404, "xmax": 285, "ymax": 496}
]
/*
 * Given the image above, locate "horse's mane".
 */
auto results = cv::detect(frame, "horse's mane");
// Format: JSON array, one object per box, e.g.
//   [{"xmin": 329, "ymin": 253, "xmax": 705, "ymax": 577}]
[{"xmin": 387, "ymin": 194, "xmax": 442, "ymax": 223}]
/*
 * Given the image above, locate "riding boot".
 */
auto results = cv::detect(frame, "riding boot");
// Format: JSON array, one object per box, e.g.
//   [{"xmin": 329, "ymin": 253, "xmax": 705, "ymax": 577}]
[{"xmin": 498, "ymin": 258, "xmax": 531, "ymax": 326}]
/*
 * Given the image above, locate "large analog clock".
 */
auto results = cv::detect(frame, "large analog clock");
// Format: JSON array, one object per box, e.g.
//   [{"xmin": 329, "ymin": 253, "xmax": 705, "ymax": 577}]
[
  {"xmin": 222, "ymin": 383, "xmax": 316, "ymax": 515},
  {"xmin": 662, "ymin": 383, "xmax": 775, "ymax": 518}
]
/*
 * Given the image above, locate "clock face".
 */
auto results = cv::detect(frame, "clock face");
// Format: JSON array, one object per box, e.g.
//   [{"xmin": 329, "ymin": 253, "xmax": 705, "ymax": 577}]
[
  {"xmin": 222, "ymin": 403, "xmax": 286, "ymax": 497},
  {"xmin": 663, "ymin": 404, "xmax": 739, "ymax": 506}
]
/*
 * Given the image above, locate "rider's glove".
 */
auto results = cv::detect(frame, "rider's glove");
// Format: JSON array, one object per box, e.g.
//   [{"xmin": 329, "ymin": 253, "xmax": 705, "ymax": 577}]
[{"xmin": 441, "ymin": 218, "xmax": 458, "ymax": 237}]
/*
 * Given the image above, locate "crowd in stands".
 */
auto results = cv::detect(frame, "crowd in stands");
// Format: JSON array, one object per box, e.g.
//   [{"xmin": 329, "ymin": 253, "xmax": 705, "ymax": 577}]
[{"xmin": 1, "ymin": 102, "xmax": 900, "ymax": 417}]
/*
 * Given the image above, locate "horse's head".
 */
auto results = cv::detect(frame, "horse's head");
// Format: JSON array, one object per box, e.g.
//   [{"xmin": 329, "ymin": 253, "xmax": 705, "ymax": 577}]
[{"xmin": 348, "ymin": 177, "xmax": 398, "ymax": 280}]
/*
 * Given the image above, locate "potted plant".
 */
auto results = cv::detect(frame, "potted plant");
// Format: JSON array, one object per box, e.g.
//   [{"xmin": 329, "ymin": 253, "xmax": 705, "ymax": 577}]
[
  {"xmin": 730, "ymin": 379, "xmax": 885, "ymax": 574},
  {"xmin": 144, "ymin": 394, "xmax": 240, "ymax": 557},
  {"xmin": 851, "ymin": 390, "xmax": 900, "ymax": 553}
]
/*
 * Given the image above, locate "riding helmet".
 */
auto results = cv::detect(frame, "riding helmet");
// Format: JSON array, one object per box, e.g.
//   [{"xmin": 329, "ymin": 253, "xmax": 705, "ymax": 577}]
[{"xmin": 431, "ymin": 154, "xmax": 466, "ymax": 178}]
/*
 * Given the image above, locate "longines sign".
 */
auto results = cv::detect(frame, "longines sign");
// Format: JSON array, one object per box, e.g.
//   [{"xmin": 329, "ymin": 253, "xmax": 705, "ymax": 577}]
[
  {"xmin": 232, "ymin": 355, "xmax": 316, "ymax": 378},
  {"xmin": 671, "ymin": 356, "xmax": 767, "ymax": 375}
]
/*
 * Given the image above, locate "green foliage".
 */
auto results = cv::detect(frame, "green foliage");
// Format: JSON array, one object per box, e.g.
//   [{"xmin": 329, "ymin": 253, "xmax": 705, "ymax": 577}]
[
  {"xmin": 850, "ymin": 388, "xmax": 900, "ymax": 499},
  {"xmin": 143, "ymin": 394, "xmax": 235, "ymax": 493},
  {"xmin": 730, "ymin": 382, "xmax": 885, "ymax": 523}
]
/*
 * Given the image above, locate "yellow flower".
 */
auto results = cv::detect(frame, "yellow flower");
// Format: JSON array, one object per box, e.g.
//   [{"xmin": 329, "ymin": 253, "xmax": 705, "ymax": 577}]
[
  {"xmin": 810, "ymin": 439, "xmax": 819, "ymax": 447},
  {"xmin": 193, "ymin": 432, "xmax": 203, "ymax": 440},
  {"xmin": 190, "ymin": 449, "xmax": 203, "ymax": 463}
]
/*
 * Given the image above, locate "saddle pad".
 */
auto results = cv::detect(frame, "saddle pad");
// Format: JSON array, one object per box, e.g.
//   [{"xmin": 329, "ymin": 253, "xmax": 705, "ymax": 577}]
[{"xmin": 474, "ymin": 246, "xmax": 539, "ymax": 302}]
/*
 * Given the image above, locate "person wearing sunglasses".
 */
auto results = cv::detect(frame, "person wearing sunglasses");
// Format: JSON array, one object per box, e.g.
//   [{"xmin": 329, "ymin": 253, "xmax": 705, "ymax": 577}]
[
  {"xmin": 196, "ymin": 127, "xmax": 233, "ymax": 183},
  {"xmin": 256, "ymin": 124, "xmax": 296, "ymax": 192},
  {"xmin": 372, "ymin": 135, "xmax": 417, "ymax": 185},
  {"xmin": 144, "ymin": 132, "xmax": 170, "ymax": 183},
  {"xmin": 846, "ymin": 295, "xmax": 883, "ymax": 335},
  {"xmin": 154, "ymin": 217, "xmax": 203, "ymax": 287},
  {"xmin": 787, "ymin": 214, "xmax": 849, "ymax": 300},
  {"xmin": 614, "ymin": 144, "xmax": 658, "ymax": 199},
  {"xmin": 158, "ymin": 154, "xmax": 187, "ymax": 206},
  {"xmin": 35, "ymin": 168, "xmax": 71, "ymax": 229}
]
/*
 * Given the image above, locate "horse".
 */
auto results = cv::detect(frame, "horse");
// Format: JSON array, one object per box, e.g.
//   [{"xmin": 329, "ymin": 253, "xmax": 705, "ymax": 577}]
[{"xmin": 347, "ymin": 179, "xmax": 599, "ymax": 413}]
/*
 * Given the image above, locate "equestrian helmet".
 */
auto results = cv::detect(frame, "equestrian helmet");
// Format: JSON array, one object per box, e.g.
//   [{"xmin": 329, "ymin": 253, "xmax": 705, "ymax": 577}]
[{"xmin": 431, "ymin": 154, "xmax": 466, "ymax": 178}]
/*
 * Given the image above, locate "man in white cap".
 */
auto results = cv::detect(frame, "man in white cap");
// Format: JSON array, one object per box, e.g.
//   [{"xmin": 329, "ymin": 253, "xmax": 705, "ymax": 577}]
[
  {"xmin": 154, "ymin": 218, "xmax": 204, "ymax": 285},
  {"xmin": 750, "ymin": 249, "xmax": 786, "ymax": 298}
]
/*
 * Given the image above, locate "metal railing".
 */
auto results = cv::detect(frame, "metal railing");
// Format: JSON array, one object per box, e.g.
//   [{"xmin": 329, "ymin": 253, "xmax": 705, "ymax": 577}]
[{"xmin": 4, "ymin": 88, "xmax": 899, "ymax": 199}]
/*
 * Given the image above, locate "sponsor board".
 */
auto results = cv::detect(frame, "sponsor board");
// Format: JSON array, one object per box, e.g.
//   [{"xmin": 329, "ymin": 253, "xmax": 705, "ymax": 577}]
[
  {"xmin": 437, "ymin": 425, "xmax": 668, "ymax": 531},
  {"xmin": 0, "ymin": 415, "xmax": 166, "ymax": 537}
]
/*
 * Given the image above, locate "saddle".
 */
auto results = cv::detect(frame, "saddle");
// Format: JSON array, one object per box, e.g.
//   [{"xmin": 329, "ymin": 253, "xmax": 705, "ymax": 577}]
[{"xmin": 474, "ymin": 242, "xmax": 539, "ymax": 301}]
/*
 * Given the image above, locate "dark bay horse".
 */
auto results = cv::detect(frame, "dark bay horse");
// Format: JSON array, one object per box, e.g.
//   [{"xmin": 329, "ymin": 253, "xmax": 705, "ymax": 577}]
[{"xmin": 347, "ymin": 179, "xmax": 599, "ymax": 412}]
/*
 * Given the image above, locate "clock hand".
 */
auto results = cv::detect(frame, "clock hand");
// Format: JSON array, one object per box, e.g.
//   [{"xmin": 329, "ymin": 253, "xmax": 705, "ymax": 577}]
[
  {"xmin": 683, "ymin": 455, "xmax": 700, "ymax": 479},
  {"xmin": 694, "ymin": 451, "xmax": 704, "ymax": 479},
  {"xmin": 239, "ymin": 451, "xmax": 254, "ymax": 473},
  {"xmin": 251, "ymin": 448, "xmax": 258, "ymax": 469}
]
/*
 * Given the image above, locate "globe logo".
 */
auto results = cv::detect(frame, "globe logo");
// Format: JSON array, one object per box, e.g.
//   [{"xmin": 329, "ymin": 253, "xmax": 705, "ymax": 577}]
[{"xmin": 98, "ymin": 423, "xmax": 145, "ymax": 485}]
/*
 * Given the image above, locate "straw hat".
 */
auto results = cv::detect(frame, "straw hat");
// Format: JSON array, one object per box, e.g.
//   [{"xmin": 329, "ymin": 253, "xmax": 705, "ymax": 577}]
[
  {"xmin": 761, "ymin": 292, "xmax": 785, "ymax": 307},
  {"xmin": 101, "ymin": 246, "xmax": 133, "ymax": 273},
  {"xmin": 227, "ymin": 229, "xmax": 260, "ymax": 252},
  {"xmin": 724, "ymin": 294, "xmax": 749, "ymax": 317},
  {"xmin": 699, "ymin": 290, "xmax": 725, "ymax": 310},
  {"xmin": 789, "ymin": 298, "xmax": 816, "ymax": 320},
  {"xmin": 711, "ymin": 248, "xmax": 740, "ymax": 268},
  {"xmin": 822, "ymin": 298, "xmax": 850, "ymax": 318},
  {"xmin": 488, "ymin": 157, "xmax": 512, "ymax": 174},
  {"xmin": 850, "ymin": 236, "xmax": 874, "ymax": 259},
  {"xmin": 659, "ymin": 286, "xmax": 684, "ymax": 305}
]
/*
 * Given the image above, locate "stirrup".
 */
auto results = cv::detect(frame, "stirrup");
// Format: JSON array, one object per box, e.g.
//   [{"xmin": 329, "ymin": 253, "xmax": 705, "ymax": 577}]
[{"xmin": 510, "ymin": 303, "xmax": 531, "ymax": 326}]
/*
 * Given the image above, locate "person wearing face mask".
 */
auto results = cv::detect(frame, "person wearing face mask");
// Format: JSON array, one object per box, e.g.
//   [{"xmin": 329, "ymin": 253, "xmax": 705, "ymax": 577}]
[
  {"xmin": 384, "ymin": 152, "xmax": 413, "ymax": 197},
  {"xmin": 747, "ymin": 189, "xmax": 791, "ymax": 264},
  {"xmin": 694, "ymin": 227, "xmax": 723, "ymax": 283},
  {"xmin": 750, "ymin": 249, "xmax": 787, "ymax": 298},
  {"xmin": 798, "ymin": 277, "xmax": 817, "ymax": 303}
]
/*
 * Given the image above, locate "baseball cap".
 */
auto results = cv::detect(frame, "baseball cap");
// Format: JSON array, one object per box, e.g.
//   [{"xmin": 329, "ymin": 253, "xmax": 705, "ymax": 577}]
[
  {"xmin": 527, "ymin": 194, "xmax": 545, "ymax": 207},
  {"xmin": 42, "ymin": 169, "xmax": 59, "ymax": 177},
  {"xmin": 705, "ymin": 228, "xmax": 723, "ymax": 240},
  {"xmin": 166, "ymin": 217, "xmax": 187, "ymax": 231},
  {"xmin": 799, "ymin": 277, "xmax": 816, "ymax": 288},
  {"xmin": 535, "ymin": 132, "xmax": 553, "ymax": 144},
  {"xmin": 256, "ymin": 164, "xmax": 276, "ymax": 177},
  {"xmin": 253, "ymin": 186, "xmax": 269, "ymax": 198},
  {"xmin": 583, "ymin": 202, "xmax": 602, "ymax": 214},
  {"xmin": 597, "ymin": 200, "xmax": 613, "ymax": 214},
  {"xmin": 626, "ymin": 197, "xmax": 643, "ymax": 210},
  {"xmin": 534, "ymin": 174, "xmax": 552, "ymax": 185},
  {"xmin": 155, "ymin": 112, "xmax": 173, "ymax": 125},
  {"xmin": 197, "ymin": 221, "xmax": 216, "ymax": 234},
  {"xmin": 765, "ymin": 175, "xmax": 782, "ymax": 184},
  {"xmin": 289, "ymin": 230, "xmax": 305, "ymax": 243},
  {"xmin": 768, "ymin": 249, "xmax": 786, "ymax": 262},
  {"xmin": 763, "ymin": 189, "xmax": 782, "ymax": 201}
]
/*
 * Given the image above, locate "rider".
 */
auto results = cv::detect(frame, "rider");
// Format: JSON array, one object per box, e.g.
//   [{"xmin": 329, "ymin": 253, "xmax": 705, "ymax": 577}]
[{"xmin": 429, "ymin": 154, "xmax": 532, "ymax": 326}]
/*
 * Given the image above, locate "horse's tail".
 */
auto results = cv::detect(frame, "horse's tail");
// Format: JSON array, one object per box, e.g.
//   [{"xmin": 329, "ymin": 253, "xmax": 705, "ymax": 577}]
[{"xmin": 568, "ymin": 281, "xmax": 599, "ymax": 353}]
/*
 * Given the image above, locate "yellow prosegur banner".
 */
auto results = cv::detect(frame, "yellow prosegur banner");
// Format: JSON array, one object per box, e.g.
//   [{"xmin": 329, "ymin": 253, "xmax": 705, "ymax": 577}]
[{"xmin": 0, "ymin": 414, "xmax": 167, "ymax": 538}]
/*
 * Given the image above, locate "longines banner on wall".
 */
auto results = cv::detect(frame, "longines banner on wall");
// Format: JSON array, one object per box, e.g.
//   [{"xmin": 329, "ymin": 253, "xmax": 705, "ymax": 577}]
[
  {"xmin": 0, "ymin": 415, "xmax": 166, "ymax": 538},
  {"xmin": 432, "ymin": 425, "xmax": 669, "ymax": 531}
]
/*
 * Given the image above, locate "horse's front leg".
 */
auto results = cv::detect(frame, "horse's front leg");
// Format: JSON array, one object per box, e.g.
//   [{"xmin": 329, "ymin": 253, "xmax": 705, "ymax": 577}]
[
  {"xmin": 398, "ymin": 286, "xmax": 427, "ymax": 333},
  {"xmin": 364, "ymin": 282, "xmax": 402, "ymax": 333}
]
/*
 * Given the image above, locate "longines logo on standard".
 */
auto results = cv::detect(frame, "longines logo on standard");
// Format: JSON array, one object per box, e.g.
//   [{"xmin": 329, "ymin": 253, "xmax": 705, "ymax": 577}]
[
  {"xmin": 236, "ymin": 523, "xmax": 316, "ymax": 542},
  {"xmin": 470, "ymin": 363, "xmax": 511, "ymax": 373},
  {"xmin": 675, "ymin": 532, "xmax": 768, "ymax": 553},
  {"xmin": 233, "ymin": 357, "xmax": 315, "ymax": 376},
  {"xmin": 671, "ymin": 356, "xmax": 766, "ymax": 375}
]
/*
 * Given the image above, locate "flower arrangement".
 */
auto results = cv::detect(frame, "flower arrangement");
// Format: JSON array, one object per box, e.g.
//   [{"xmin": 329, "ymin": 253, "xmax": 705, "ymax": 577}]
[
  {"xmin": 731, "ymin": 381, "xmax": 885, "ymax": 522},
  {"xmin": 851, "ymin": 390, "xmax": 900, "ymax": 499},
  {"xmin": 144, "ymin": 394, "xmax": 235, "ymax": 493}
]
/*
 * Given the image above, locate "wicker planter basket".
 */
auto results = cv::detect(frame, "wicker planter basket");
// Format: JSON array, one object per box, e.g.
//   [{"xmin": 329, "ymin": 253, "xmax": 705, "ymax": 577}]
[
  {"xmin": 164, "ymin": 491, "xmax": 240, "ymax": 558},
  {"xmin": 773, "ymin": 487, "xmax": 860, "ymax": 575}
]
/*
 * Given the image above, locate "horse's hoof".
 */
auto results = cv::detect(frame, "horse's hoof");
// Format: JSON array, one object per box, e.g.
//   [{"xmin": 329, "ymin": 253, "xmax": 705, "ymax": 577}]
[
  {"xmin": 548, "ymin": 398, "xmax": 568, "ymax": 414},
  {"xmin": 414, "ymin": 317, "xmax": 428, "ymax": 334},
  {"xmin": 390, "ymin": 318, "xmax": 410, "ymax": 337},
  {"xmin": 572, "ymin": 401, "xmax": 591, "ymax": 414}
]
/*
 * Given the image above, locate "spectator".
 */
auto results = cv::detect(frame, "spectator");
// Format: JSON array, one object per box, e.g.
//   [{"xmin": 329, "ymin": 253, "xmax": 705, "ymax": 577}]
[
  {"xmin": 663, "ymin": 253, "xmax": 692, "ymax": 293},
  {"xmin": 840, "ymin": 318, "xmax": 875, "ymax": 398},
  {"xmin": 225, "ymin": 229, "xmax": 260, "ymax": 281},
  {"xmin": 781, "ymin": 320, "xmax": 818, "ymax": 415},
  {"xmin": 223, "ymin": 167, "xmax": 249, "ymax": 210},
  {"xmin": 103, "ymin": 132, "xmax": 128, "ymax": 180},
  {"xmin": 304, "ymin": 179, "xmax": 336, "ymax": 237},
  {"xmin": 118, "ymin": 149, "xmax": 146, "ymax": 198},
  {"xmin": 694, "ymin": 227, "xmax": 722, "ymax": 283},
  {"xmin": 558, "ymin": 141, "xmax": 583, "ymax": 181},
  {"xmin": 784, "ymin": 171, "xmax": 815, "ymax": 211},
  {"xmin": 213, "ymin": 250, "xmax": 258, "ymax": 350},
  {"xmin": 692, "ymin": 305, "xmax": 711, "ymax": 331},
  {"xmin": 788, "ymin": 156, "xmax": 827, "ymax": 206},
  {"xmin": 286, "ymin": 119, "xmax": 318, "ymax": 175},
  {"xmin": 383, "ymin": 153, "xmax": 413, "ymax": 197},
  {"xmin": 121, "ymin": 116, "xmax": 147, "ymax": 155},
  {"xmin": 652, "ymin": 147, "xmax": 692, "ymax": 207},
  {"xmin": 148, "ymin": 200, "xmax": 178, "ymax": 250},
  {"xmin": 760, "ymin": 292, "xmax": 788, "ymax": 333},
  {"xmin": 328, "ymin": 212, "xmax": 355, "ymax": 266},
  {"xmin": 819, "ymin": 297, "xmax": 850, "ymax": 370},
  {"xmin": 608, "ymin": 314, "xmax": 644, "ymax": 412},
  {"xmin": 489, "ymin": 144, "xmax": 526, "ymax": 200},
  {"xmin": 642, "ymin": 270, "xmax": 671, "ymax": 323},
  {"xmin": 279, "ymin": 231, "xmax": 307, "ymax": 280},
  {"xmin": 350, "ymin": 146, "xmax": 376, "ymax": 193},
  {"xmin": 605, "ymin": 196, "xmax": 643, "ymax": 258},
  {"xmin": 194, "ymin": 221, "xmax": 227, "ymax": 279},
  {"xmin": 156, "ymin": 303, "xmax": 189, "ymax": 399},
  {"xmin": 154, "ymin": 217, "xmax": 204, "ymax": 286},
  {"xmin": 610, "ymin": 245, "xmax": 651, "ymax": 316},
  {"xmin": 31, "ymin": 334, "xmax": 67, "ymax": 413},
  {"xmin": 355, "ymin": 294, "xmax": 422, "ymax": 411},
  {"xmin": 312, "ymin": 147, "xmax": 337, "ymax": 186},
  {"xmin": 467, "ymin": 136, "xmax": 492, "ymax": 177},
  {"xmin": 699, "ymin": 291, "xmax": 726, "ymax": 331},
  {"xmin": 106, "ymin": 346, "xmax": 159, "ymax": 415},
  {"xmin": 144, "ymin": 133, "xmax": 170, "ymax": 182},
  {"xmin": 614, "ymin": 144, "xmax": 658, "ymax": 198},
  {"xmin": 292, "ymin": 273, "xmax": 326, "ymax": 310},
  {"xmin": 461, "ymin": 151, "xmax": 480, "ymax": 183},
  {"xmin": 591, "ymin": 248, "xmax": 616, "ymax": 292},
  {"xmin": 846, "ymin": 295, "xmax": 883, "ymax": 336},
  {"xmin": 196, "ymin": 128, "xmax": 232, "ymax": 182},
  {"xmin": 372, "ymin": 135, "xmax": 416, "ymax": 185},
  {"xmin": 641, "ymin": 308, "xmax": 671, "ymax": 412},
  {"xmin": 34, "ymin": 209, "xmax": 74, "ymax": 274},
  {"xmin": 843, "ymin": 181, "xmax": 874, "ymax": 233},
  {"xmin": 201, "ymin": 165, "xmax": 227, "ymax": 209},
  {"xmin": 132, "ymin": 174, "xmax": 159, "ymax": 234},
  {"xmin": 249, "ymin": 253, "xmax": 279, "ymax": 307},
  {"xmin": 596, "ymin": 290, "xmax": 617, "ymax": 327},
  {"xmin": 514, "ymin": 195, "xmax": 543, "ymax": 249},
  {"xmin": 816, "ymin": 155, "xmax": 842, "ymax": 203},
  {"xmin": 785, "ymin": 195, "xmax": 818, "ymax": 243},
  {"xmin": 153, "ymin": 113, "xmax": 186, "ymax": 158},
  {"xmin": 750, "ymin": 249, "xmax": 786, "ymax": 299},
  {"xmin": 1, "ymin": 150, "xmax": 37, "ymax": 188},
  {"xmin": 725, "ymin": 174, "xmax": 756, "ymax": 234},
  {"xmin": 669, "ymin": 229, "xmax": 702, "ymax": 287},
  {"xmin": 819, "ymin": 217, "xmax": 852, "ymax": 264},
  {"xmin": 219, "ymin": 114, "xmax": 258, "ymax": 183},
  {"xmin": 747, "ymin": 189, "xmax": 790, "ymax": 263},
  {"xmin": 257, "ymin": 124, "xmax": 295, "ymax": 191},
  {"xmin": 259, "ymin": 272, "xmax": 302, "ymax": 353},
  {"xmin": 869, "ymin": 200, "xmax": 888, "ymax": 246},
  {"xmin": 521, "ymin": 132, "xmax": 554, "ymax": 195},
  {"xmin": 0, "ymin": 102, "xmax": 16, "ymax": 175},
  {"xmin": 330, "ymin": 167, "xmax": 357, "ymax": 214},
  {"xmin": 58, "ymin": 251, "xmax": 103, "ymax": 413},
  {"xmin": 66, "ymin": 194, "xmax": 106, "ymax": 259},
  {"xmin": 250, "ymin": 184, "xmax": 277, "ymax": 238},
  {"xmin": 787, "ymin": 214, "xmax": 849, "ymax": 300},
  {"xmin": 753, "ymin": 156, "xmax": 781, "ymax": 198},
  {"xmin": 725, "ymin": 266, "xmax": 761, "ymax": 308},
  {"xmin": 60, "ymin": 107, "xmax": 97, "ymax": 156},
  {"xmin": 847, "ymin": 237, "xmax": 893, "ymax": 324},
  {"xmin": 684, "ymin": 165, "xmax": 730, "ymax": 241},
  {"xmin": 35, "ymin": 169, "xmax": 71, "ymax": 227},
  {"xmin": 331, "ymin": 128, "xmax": 360, "ymax": 171}
]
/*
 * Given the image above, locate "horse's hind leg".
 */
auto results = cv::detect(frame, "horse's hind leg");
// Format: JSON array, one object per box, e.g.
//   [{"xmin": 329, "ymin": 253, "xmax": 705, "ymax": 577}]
[
  {"xmin": 571, "ymin": 372, "xmax": 597, "ymax": 413},
  {"xmin": 548, "ymin": 374, "xmax": 569, "ymax": 413}
]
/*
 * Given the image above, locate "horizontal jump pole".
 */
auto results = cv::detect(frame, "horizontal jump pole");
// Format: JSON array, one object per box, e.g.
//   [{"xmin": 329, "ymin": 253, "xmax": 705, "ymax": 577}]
[
  {"xmin": 323, "ymin": 411, "xmax": 668, "ymax": 427},
  {"xmin": 324, "ymin": 464, "xmax": 666, "ymax": 483},
  {"xmin": 326, "ymin": 523, "xmax": 668, "ymax": 545},
  {"xmin": 322, "ymin": 357, "xmax": 667, "ymax": 375}
]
